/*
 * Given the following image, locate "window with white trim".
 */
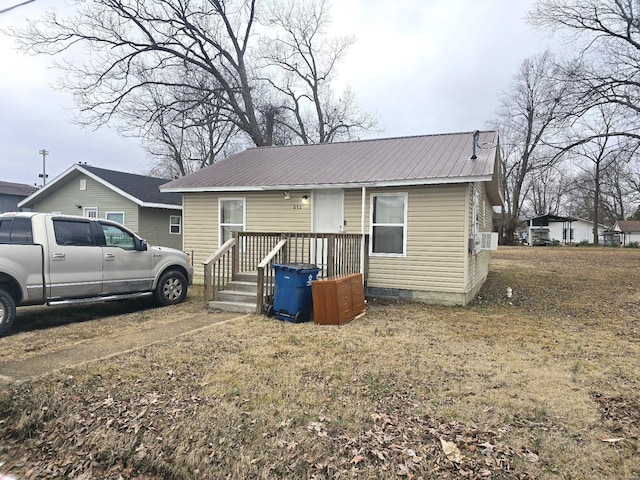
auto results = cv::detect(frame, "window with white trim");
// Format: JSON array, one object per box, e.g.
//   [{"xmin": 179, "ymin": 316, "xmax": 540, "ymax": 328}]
[
  {"xmin": 170, "ymin": 215, "xmax": 181, "ymax": 235},
  {"xmin": 106, "ymin": 212, "xmax": 125, "ymax": 225},
  {"xmin": 219, "ymin": 198, "xmax": 245, "ymax": 245},
  {"xmin": 370, "ymin": 193, "xmax": 407, "ymax": 256},
  {"xmin": 83, "ymin": 207, "xmax": 98, "ymax": 218}
]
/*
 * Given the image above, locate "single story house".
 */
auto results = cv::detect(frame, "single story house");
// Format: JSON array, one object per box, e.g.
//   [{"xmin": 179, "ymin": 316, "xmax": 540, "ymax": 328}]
[
  {"xmin": 0, "ymin": 180, "xmax": 37, "ymax": 213},
  {"xmin": 606, "ymin": 220, "xmax": 640, "ymax": 246},
  {"xmin": 527, "ymin": 214, "xmax": 605, "ymax": 246},
  {"xmin": 161, "ymin": 131, "xmax": 502, "ymax": 307},
  {"xmin": 19, "ymin": 164, "xmax": 183, "ymax": 250}
]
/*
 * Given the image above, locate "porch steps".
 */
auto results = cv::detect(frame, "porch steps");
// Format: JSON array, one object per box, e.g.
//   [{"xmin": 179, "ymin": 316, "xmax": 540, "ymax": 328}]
[{"xmin": 207, "ymin": 271, "xmax": 259, "ymax": 314}]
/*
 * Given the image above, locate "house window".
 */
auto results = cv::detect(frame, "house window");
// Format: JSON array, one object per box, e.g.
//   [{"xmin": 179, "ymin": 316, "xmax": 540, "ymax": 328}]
[
  {"xmin": 106, "ymin": 212, "xmax": 125, "ymax": 225},
  {"xmin": 83, "ymin": 207, "xmax": 98, "ymax": 218},
  {"xmin": 170, "ymin": 215, "xmax": 181, "ymax": 235},
  {"xmin": 80, "ymin": 179, "xmax": 87, "ymax": 191},
  {"xmin": 370, "ymin": 193, "xmax": 407, "ymax": 256},
  {"xmin": 219, "ymin": 198, "xmax": 245, "ymax": 245}
]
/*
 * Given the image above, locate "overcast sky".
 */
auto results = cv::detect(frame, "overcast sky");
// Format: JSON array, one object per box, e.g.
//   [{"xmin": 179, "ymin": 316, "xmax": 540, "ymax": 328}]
[{"xmin": 0, "ymin": 0, "xmax": 554, "ymax": 186}]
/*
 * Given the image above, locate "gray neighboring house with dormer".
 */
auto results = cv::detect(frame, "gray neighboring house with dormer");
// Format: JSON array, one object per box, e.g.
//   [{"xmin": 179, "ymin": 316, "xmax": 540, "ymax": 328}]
[
  {"xmin": 0, "ymin": 180, "xmax": 37, "ymax": 213},
  {"xmin": 18, "ymin": 164, "xmax": 183, "ymax": 250}
]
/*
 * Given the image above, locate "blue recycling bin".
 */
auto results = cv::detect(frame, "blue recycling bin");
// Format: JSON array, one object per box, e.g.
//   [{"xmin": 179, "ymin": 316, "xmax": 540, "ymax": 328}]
[{"xmin": 271, "ymin": 263, "xmax": 320, "ymax": 322}]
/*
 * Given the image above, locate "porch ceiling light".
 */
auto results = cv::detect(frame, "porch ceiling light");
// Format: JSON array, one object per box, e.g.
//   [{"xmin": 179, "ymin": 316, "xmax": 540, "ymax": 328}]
[{"xmin": 283, "ymin": 191, "xmax": 290, "ymax": 200}]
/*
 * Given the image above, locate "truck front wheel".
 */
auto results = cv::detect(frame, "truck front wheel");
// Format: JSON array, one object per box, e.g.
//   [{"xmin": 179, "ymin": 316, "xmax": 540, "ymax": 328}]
[
  {"xmin": 155, "ymin": 270, "xmax": 188, "ymax": 306},
  {"xmin": 0, "ymin": 289, "xmax": 17, "ymax": 337}
]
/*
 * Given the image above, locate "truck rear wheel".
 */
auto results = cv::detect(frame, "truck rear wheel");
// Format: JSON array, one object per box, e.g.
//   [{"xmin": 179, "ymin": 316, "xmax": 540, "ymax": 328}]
[
  {"xmin": 0, "ymin": 289, "xmax": 17, "ymax": 337},
  {"xmin": 155, "ymin": 270, "xmax": 188, "ymax": 306}
]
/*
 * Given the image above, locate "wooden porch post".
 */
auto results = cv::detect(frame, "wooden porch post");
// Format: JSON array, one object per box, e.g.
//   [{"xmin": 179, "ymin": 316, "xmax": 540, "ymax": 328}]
[
  {"xmin": 232, "ymin": 231, "xmax": 239, "ymax": 278},
  {"xmin": 327, "ymin": 234, "xmax": 335, "ymax": 277}
]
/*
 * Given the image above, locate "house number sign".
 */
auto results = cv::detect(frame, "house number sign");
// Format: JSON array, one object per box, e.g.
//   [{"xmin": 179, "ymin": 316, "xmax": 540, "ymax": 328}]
[{"xmin": 293, "ymin": 204, "xmax": 302, "ymax": 210}]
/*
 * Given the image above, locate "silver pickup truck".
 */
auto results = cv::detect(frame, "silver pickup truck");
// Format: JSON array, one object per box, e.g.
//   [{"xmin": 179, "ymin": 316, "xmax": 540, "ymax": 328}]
[{"xmin": 0, "ymin": 212, "xmax": 194, "ymax": 337}]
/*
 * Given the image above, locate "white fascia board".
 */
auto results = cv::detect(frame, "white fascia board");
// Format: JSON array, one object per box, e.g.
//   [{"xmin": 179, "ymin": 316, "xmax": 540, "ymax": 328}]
[
  {"xmin": 161, "ymin": 175, "xmax": 493, "ymax": 193},
  {"xmin": 17, "ymin": 164, "xmax": 81, "ymax": 208},
  {"xmin": 139, "ymin": 202, "xmax": 183, "ymax": 210}
]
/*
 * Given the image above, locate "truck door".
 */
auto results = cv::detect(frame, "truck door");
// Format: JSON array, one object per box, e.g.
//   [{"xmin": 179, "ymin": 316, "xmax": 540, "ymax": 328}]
[
  {"xmin": 98, "ymin": 222, "xmax": 153, "ymax": 295},
  {"xmin": 48, "ymin": 219, "xmax": 103, "ymax": 299}
]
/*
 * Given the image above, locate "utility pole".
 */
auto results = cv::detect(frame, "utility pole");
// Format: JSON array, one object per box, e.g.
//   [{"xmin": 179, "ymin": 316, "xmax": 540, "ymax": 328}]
[{"xmin": 39, "ymin": 149, "xmax": 49, "ymax": 186}]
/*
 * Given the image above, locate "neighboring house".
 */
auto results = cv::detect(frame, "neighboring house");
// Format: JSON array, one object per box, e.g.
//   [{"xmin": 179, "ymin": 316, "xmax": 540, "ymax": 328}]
[
  {"xmin": 18, "ymin": 164, "xmax": 183, "ymax": 250},
  {"xmin": 527, "ymin": 214, "xmax": 605, "ymax": 246},
  {"xmin": 608, "ymin": 220, "xmax": 640, "ymax": 246},
  {"xmin": 161, "ymin": 131, "xmax": 503, "ymax": 306},
  {"xmin": 0, "ymin": 180, "xmax": 37, "ymax": 213}
]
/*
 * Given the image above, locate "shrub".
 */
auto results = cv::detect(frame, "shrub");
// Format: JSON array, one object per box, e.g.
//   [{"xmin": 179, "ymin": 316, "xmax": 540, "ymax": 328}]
[{"xmin": 624, "ymin": 241, "xmax": 640, "ymax": 248}]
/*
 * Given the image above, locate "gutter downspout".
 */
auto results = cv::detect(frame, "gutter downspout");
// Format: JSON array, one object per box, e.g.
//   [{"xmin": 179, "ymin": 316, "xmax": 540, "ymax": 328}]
[{"xmin": 360, "ymin": 186, "xmax": 366, "ymax": 280}]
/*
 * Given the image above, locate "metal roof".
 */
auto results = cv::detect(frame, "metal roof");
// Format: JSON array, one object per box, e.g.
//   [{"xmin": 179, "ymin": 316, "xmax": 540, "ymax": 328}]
[{"xmin": 161, "ymin": 131, "xmax": 501, "ymax": 197}]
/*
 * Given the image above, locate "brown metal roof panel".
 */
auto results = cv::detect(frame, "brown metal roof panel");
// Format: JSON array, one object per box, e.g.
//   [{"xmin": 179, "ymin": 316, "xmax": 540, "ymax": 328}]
[{"xmin": 162, "ymin": 131, "xmax": 499, "ymax": 189}]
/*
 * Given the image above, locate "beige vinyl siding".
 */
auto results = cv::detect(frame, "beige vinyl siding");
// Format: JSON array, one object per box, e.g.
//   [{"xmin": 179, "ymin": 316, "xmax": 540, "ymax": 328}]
[
  {"xmin": 366, "ymin": 184, "xmax": 467, "ymax": 293},
  {"xmin": 138, "ymin": 207, "xmax": 182, "ymax": 250},
  {"xmin": 246, "ymin": 191, "xmax": 312, "ymax": 232},
  {"xmin": 466, "ymin": 183, "xmax": 494, "ymax": 302},
  {"xmin": 32, "ymin": 173, "xmax": 139, "ymax": 230},
  {"xmin": 183, "ymin": 194, "xmax": 218, "ymax": 275},
  {"xmin": 344, "ymin": 189, "xmax": 367, "ymax": 233},
  {"xmin": 184, "ymin": 191, "xmax": 312, "ymax": 282},
  {"xmin": 184, "ymin": 183, "xmax": 494, "ymax": 300}
]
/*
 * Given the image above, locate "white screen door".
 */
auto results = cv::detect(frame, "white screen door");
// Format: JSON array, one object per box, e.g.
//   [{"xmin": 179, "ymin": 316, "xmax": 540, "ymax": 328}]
[{"xmin": 312, "ymin": 190, "xmax": 344, "ymax": 274}]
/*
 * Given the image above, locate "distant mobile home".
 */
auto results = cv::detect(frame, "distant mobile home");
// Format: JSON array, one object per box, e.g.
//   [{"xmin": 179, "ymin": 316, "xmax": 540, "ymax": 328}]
[{"xmin": 527, "ymin": 214, "xmax": 605, "ymax": 246}]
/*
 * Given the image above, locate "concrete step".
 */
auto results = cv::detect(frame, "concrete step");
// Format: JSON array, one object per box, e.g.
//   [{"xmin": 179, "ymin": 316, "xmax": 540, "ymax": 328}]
[
  {"xmin": 217, "ymin": 289, "xmax": 257, "ymax": 304},
  {"xmin": 234, "ymin": 271, "xmax": 258, "ymax": 283},
  {"xmin": 207, "ymin": 300, "xmax": 256, "ymax": 314}
]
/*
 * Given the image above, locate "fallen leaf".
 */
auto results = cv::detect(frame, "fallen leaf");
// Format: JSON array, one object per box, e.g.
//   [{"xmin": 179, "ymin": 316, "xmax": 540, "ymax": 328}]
[
  {"xmin": 601, "ymin": 438, "xmax": 625, "ymax": 443},
  {"xmin": 440, "ymin": 439, "xmax": 463, "ymax": 463},
  {"xmin": 350, "ymin": 455, "xmax": 364, "ymax": 465}
]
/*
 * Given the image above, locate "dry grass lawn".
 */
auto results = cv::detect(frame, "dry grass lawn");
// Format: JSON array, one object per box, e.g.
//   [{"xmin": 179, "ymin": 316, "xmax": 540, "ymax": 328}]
[{"xmin": 0, "ymin": 246, "xmax": 639, "ymax": 479}]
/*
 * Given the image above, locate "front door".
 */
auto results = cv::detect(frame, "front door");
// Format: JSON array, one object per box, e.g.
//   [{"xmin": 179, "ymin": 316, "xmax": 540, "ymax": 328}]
[
  {"xmin": 312, "ymin": 190, "xmax": 344, "ymax": 233},
  {"xmin": 312, "ymin": 190, "xmax": 344, "ymax": 274}
]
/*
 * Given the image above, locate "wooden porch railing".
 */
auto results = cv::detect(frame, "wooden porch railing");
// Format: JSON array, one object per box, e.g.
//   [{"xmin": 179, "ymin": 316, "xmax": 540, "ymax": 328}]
[
  {"xmin": 202, "ymin": 237, "xmax": 236, "ymax": 305},
  {"xmin": 203, "ymin": 232, "xmax": 369, "ymax": 313}
]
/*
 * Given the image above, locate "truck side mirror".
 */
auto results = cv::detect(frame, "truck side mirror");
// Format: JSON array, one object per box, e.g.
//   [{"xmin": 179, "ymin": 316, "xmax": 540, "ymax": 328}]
[{"xmin": 136, "ymin": 239, "xmax": 148, "ymax": 251}]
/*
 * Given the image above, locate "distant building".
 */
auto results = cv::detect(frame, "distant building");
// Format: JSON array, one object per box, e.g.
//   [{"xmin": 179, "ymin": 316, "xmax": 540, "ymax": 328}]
[
  {"xmin": 527, "ymin": 214, "xmax": 605, "ymax": 246},
  {"xmin": 0, "ymin": 180, "xmax": 37, "ymax": 213},
  {"xmin": 18, "ymin": 164, "xmax": 183, "ymax": 250},
  {"xmin": 604, "ymin": 220, "xmax": 640, "ymax": 247}
]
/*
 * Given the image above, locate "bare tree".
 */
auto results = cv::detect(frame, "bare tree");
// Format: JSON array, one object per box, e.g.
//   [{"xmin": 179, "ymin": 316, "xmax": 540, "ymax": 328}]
[
  {"xmin": 9, "ymin": 0, "xmax": 375, "ymax": 175},
  {"xmin": 259, "ymin": 0, "xmax": 376, "ymax": 143},
  {"xmin": 493, "ymin": 51, "xmax": 573, "ymax": 244},
  {"xmin": 565, "ymin": 105, "xmax": 640, "ymax": 242},
  {"xmin": 530, "ymin": 0, "xmax": 640, "ymax": 142},
  {"xmin": 526, "ymin": 164, "xmax": 571, "ymax": 217}
]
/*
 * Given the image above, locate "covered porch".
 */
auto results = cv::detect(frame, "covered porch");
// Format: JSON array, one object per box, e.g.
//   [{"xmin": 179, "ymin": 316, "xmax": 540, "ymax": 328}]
[{"xmin": 203, "ymin": 231, "xmax": 369, "ymax": 314}]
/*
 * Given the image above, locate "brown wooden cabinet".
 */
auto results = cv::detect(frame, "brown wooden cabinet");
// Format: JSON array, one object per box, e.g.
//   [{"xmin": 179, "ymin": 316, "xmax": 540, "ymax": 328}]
[{"xmin": 312, "ymin": 273, "xmax": 365, "ymax": 325}]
